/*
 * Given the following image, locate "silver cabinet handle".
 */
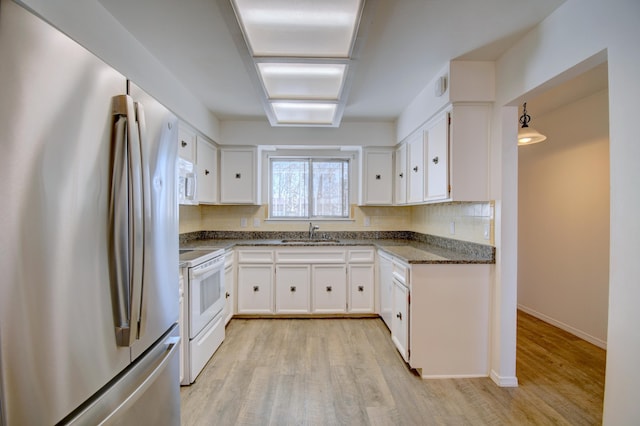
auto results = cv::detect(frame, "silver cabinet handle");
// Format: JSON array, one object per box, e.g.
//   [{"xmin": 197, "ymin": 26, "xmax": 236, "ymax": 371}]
[
  {"xmin": 253, "ymin": 285, "xmax": 259, "ymax": 292},
  {"xmin": 326, "ymin": 286, "xmax": 332, "ymax": 292},
  {"xmin": 432, "ymin": 156, "xmax": 439, "ymax": 164},
  {"xmin": 290, "ymin": 286, "xmax": 296, "ymax": 292}
]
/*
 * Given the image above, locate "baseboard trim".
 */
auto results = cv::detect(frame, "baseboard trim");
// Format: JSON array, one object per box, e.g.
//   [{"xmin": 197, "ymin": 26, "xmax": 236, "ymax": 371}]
[
  {"xmin": 421, "ymin": 373, "xmax": 487, "ymax": 380},
  {"xmin": 490, "ymin": 370, "xmax": 518, "ymax": 387},
  {"xmin": 517, "ymin": 305, "xmax": 607, "ymax": 349}
]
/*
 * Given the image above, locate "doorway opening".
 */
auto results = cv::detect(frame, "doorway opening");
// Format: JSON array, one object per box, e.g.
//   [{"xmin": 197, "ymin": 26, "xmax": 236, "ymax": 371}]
[{"xmin": 515, "ymin": 61, "xmax": 609, "ymax": 421}]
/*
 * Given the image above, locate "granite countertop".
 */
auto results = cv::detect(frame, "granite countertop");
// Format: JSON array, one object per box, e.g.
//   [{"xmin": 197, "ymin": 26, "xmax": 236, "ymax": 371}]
[{"xmin": 179, "ymin": 231, "xmax": 495, "ymax": 265}]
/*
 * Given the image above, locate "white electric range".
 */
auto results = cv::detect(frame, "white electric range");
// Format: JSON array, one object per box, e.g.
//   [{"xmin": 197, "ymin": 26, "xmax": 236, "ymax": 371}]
[{"xmin": 179, "ymin": 248, "xmax": 226, "ymax": 385}]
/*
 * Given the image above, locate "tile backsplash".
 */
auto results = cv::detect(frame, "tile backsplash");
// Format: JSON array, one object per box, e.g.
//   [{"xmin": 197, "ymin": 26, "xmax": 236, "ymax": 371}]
[
  {"xmin": 410, "ymin": 202, "xmax": 494, "ymax": 245},
  {"xmin": 180, "ymin": 201, "xmax": 494, "ymax": 245}
]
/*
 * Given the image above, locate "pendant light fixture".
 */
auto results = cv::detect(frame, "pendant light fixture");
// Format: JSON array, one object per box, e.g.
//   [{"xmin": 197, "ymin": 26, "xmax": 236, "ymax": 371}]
[{"xmin": 518, "ymin": 102, "xmax": 547, "ymax": 146}]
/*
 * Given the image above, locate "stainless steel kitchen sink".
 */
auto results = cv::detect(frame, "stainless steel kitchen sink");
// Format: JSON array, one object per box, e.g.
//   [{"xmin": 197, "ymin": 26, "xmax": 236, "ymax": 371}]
[{"xmin": 280, "ymin": 239, "xmax": 341, "ymax": 244}]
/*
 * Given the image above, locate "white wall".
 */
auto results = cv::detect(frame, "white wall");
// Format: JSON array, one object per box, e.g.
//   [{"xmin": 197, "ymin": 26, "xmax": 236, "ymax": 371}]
[
  {"xmin": 14, "ymin": 0, "xmax": 221, "ymax": 142},
  {"xmin": 396, "ymin": 61, "xmax": 495, "ymax": 142},
  {"xmin": 518, "ymin": 90, "xmax": 610, "ymax": 349},
  {"xmin": 493, "ymin": 0, "xmax": 640, "ymax": 423}
]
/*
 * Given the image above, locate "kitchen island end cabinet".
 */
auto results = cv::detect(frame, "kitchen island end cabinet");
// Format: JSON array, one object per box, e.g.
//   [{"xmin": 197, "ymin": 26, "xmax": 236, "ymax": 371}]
[
  {"xmin": 378, "ymin": 248, "xmax": 491, "ymax": 378},
  {"xmin": 410, "ymin": 263, "xmax": 491, "ymax": 378}
]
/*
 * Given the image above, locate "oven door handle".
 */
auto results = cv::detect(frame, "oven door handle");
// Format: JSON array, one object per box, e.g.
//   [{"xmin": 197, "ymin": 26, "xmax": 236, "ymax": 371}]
[{"xmin": 191, "ymin": 258, "xmax": 224, "ymax": 279}]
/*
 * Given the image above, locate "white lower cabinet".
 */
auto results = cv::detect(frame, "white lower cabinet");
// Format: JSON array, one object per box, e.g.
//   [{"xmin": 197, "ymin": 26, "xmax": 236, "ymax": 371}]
[
  {"xmin": 391, "ymin": 278, "xmax": 410, "ymax": 363},
  {"xmin": 312, "ymin": 264, "xmax": 347, "ymax": 313},
  {"xmin": 275, "ymin": 265, "xmax": 311, "ymax": 314},
  {"xmin": 378, "ymin": 247, "xmax": 491, "ymax": 378},
  {"xmin": 223, "ymin": 250, "xmax": 234, "ymax": 325},
  {"xmin": 377, "ymin": 251, "xmax": 393, "ymax": 328},
  {"xmin": 409, "ymin": 263, "xmax": 491, "ymax": 378},
  {"xmin": 237, "ymin": 246, "xmax": 375, "ymax": 316},
  {"xmin": 237, "ymin": 264, "xmax": 274, "ymax": 314},
  {"xmin": 178, "ymin": 267, "xmax": 186, "ymax": 385}
]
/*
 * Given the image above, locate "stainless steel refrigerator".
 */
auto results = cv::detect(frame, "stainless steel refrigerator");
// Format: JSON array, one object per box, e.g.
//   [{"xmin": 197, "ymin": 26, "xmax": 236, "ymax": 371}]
[{"xmin": 0, "ymin": 0, "xmax": 181, "ymax": 424}]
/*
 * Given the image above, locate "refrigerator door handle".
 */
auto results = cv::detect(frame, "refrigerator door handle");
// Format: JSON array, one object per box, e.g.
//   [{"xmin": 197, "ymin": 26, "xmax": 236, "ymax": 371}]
[
  {"xmin": 110, "ymin": 94, "xmax": 144, "ymax": 347},
  {"xmin": 134, "ymin": 100, "xmax": 150, "ymax": 339},
  {"xmin": 63, "ymin": 330, "xmax": 181, "ymax": 425}
]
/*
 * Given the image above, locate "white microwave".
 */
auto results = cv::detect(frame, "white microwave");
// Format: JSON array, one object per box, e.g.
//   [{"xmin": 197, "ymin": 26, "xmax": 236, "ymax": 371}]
[{"xmin": 178, "ymin": 157, "xmax": 197, "ymax": 205}]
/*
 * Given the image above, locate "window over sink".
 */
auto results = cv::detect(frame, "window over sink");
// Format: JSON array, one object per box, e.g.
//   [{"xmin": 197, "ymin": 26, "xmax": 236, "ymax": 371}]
[{"xmin": 269, "ymin": 157, "xmax": 350, "ymax": 219}]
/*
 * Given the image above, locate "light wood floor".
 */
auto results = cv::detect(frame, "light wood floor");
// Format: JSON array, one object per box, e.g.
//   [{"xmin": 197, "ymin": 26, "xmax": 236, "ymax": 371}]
[{"xmin": 180, "ymin": 311, "xmax": 606, "ymax": 425}]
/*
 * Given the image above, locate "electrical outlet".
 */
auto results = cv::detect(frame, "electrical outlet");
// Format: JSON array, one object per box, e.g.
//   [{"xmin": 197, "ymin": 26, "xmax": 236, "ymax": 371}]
[
  {"xmin": 449, "ymin": 221, "xmax": 455, "ymax": 235},
  {"xmin": 364, "ymin": 216, "xmax": 371, "ymax": 227},
  {"xmin": 253, "ymin": 218, "xmax": 261, "ymax": 227},
  {"xmin": 240, "ymin": 217, "xmax": 247, "ymax": 228},
  {"xmin": 483, "ymin": 224, "xmax": 490, "ymax": 240}
]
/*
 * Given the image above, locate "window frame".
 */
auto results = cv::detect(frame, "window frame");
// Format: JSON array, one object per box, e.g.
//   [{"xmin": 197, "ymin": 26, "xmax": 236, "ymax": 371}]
[{"xmin": 268, "ymin": 155, "xmax": 351, "ymax": 220}]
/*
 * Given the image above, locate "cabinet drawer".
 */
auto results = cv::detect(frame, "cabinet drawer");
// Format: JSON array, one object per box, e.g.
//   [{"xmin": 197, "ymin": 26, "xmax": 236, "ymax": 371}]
[
  {"xmin": 347, "ymin": 248, "xmax": 375, "ymax": 263},
  {"xmin": 276, "ymin": 248, "xmax": 346, "ymax": 264},
  {"xmin": 237, "ymin": 249, "xmax": 274, "ymax": 263},
  {"xmin": 392, "ymin": 261, "xmax": 409, "ymax": 284}
]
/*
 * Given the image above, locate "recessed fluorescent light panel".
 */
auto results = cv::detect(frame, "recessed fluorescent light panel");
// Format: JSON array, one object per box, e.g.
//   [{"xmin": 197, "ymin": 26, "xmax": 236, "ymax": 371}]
[
  {"xmin": 257, "ymin": 63, "xmax": 347, "ymax": 100},
  {"xmin": 271, "ymin": 102, "xmax": 337, "ymax": 125},
  {"xmin": 230, "ymin": 0, "xmax": 365, "ymax": 127},
  {"xmin": 232, "ymin": 0, "xmax": 362, "ymax": 57}
]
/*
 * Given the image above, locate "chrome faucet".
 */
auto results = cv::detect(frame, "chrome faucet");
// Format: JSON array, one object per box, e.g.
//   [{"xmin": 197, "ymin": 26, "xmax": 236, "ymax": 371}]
[{"xmin": 309, "ymin": 222, "xmax": 320, "ymax": 239}]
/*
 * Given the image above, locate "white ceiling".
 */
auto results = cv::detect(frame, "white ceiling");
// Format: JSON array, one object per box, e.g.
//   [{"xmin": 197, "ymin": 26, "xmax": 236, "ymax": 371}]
[{"xmin": 97, "ymin": 0, "xmax": 568, "ymax": 124}]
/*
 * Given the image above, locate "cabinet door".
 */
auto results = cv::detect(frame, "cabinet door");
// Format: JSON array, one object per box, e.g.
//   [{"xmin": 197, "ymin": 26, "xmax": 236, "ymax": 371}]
[
  {"xmin": 394, "ymin": 144, "xmax": 407, "ymax": 205},
  {"xmin": 425, "ymin": 112, "xmax": 449, "ymax": 201},
  {"xmin": 275, "ymin": 265, "xmax": 311, "ymax": 314},
  {"xmin": 223, "ymin": 261, "xmax": 234, "ymax": 325},
  {"xmin": 312, "ymin": 264, "xmax": 347, "ymax": 313},
  {"xmin": 178, "ymin": 270, "xmax": 185, "ymax": 385},
  {"xmin": 237, "ymin": 264, "xmax": 273, "ymax": 314},
  {"xmin": 407, "ymin": 130, "xmax": 424, "ymax": 204},
  {"xmin": 178, "ymin": 124, "xmax": 196, "ymax": 162},
  {"xmin": 378, "ymin": 253, "xmax": 393, "ymax": 328},
  {"xmin": 220, "ymin": 148, "xmax": 257, "ymax": 204},
  {"xmin": 362, "ymin": 149, "xmax": 393, "ymax": 205},
  {"xmin": 197, "ymin": 138, "xmax": 218, "ymax": 204},
  {"xmin": 391, "ymin": 279, "xmax": 409, "ymax": 363},
  {"xmin": 348, "ymin": 264, "xmax": 374, "ymax": 313}
]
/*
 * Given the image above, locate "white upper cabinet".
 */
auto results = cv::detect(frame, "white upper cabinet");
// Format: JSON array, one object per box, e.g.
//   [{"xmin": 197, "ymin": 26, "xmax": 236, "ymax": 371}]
[
  {"xmin": 219, "ymin": 147, "xmax": 259, "ymax": 205},
  {"xmin": 406, "ymin": 130, "xmax": 425, "ymax": 204},
  {"xmin": 360, "ymin": 148, "xmax": 394, "ymax": 206},
  {"xmin": 196, "ymin": 136, "xmax": 218, "ymax": 204},
  {"xmin": 394, "ymin": 143, "xmax": 407, "ymax": 205},
  {"xmin": 447, "ymin": 104, "xmax": 490, "ymax": 202},
  {"xmin": 178, "ymin": 123, "xmax": 196, "ymax": 162},
  {"xmin": 396, "ymin": 103, "xmax": 490, "ymax": 205},
  {"xmin": 424, "ymin": 111, "xmax": 450, "ymax": 202}
]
